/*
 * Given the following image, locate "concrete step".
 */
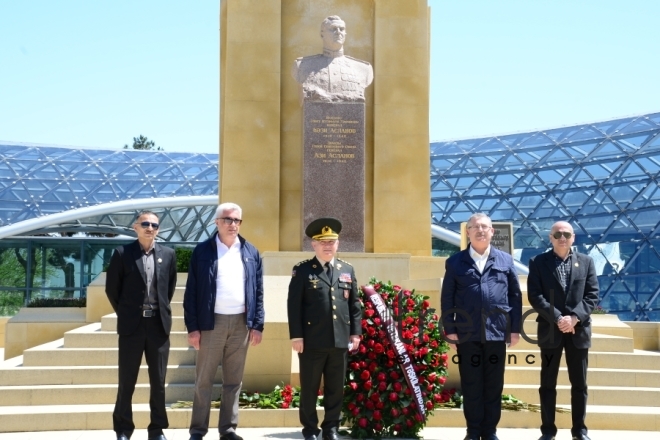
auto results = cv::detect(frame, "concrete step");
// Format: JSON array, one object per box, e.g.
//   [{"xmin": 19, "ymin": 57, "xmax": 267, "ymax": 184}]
[
  {"xmin": 0, "ymin": 404, "xmax": 659, "ymax": 433},
  {"xmin": 504, "ymin": 366, "xmax": 660, "ymax": 387},
  {"xmin": 63, "ymin": 326, "xmax": 190, "ymax": 349},
  {"xmin": 503, "ymin": 383, "xmax": 660, "ymax": 407},
  {"xmin": 21, "ymin": 340, "xmax": 197, "ymax": 367},
  {"xmin": 515, "ymin": 333, "xmax": 634, "ymax": 353},
  {"xmin": 0, "ymin": 383, "xmax": 221, "ymax": 406},
  {"xmin": 0, "ymin": 364, "xmax": 220, "ymax": 386},
  {"xmin": 102, "ymin": 314, "xmax": 188, "ymax": 332},
  {"xmin": 501, "ymin": 349, "xmax": 660, "ymax": 371}
]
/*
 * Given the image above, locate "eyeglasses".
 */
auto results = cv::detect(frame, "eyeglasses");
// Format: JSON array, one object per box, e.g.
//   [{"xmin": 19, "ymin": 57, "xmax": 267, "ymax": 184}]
[
  {"xmin": 467, "ymin": 224, "xmax": 491, "ymax": 230},
  {"xmin": 218, "ymin": 217, "xmax": 242, "ymax": 225},
  {"xmin": 139, "ymin": 221, "xmax": 159, "ymax": 230},
  {"xmin": 552, "ymin": 231, "xmax": 573, "ymax": 239}
]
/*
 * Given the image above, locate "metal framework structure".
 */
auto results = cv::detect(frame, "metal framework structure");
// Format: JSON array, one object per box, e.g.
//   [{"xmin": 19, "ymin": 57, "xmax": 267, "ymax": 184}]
[{"xmin": 431, "ymin": 112, "xmax": 660, "ymax": 321}]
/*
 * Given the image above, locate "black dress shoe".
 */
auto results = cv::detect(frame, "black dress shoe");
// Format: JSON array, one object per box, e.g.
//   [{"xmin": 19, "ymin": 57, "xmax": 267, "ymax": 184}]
[
  {"xmin": 463, "ymin": 436, "xmax": 479, "ymax": 440},
  {"xmin": 117, "ymin": 434, "xmax": 129, "ymax": 440},
  {"xmin": 304, "ymin": 436, "xmax": 318, "ymax": 440},
  {"xmin": 148, "ymin": 435, "xmax": 167, "ymax": 440},
  {"xmin": 539, "ymin": 435, "xmax": 556, "ymax": 440},
  {"xmin": 322, "ymin": 431, "xmax": 339, "ymax": 440},
  {"xmin": 189, "ymin": 435, "xmax": 203, "ymax": 440},
  {"xmin": 572, "ymin": 435, "xmax": 591, "ymax": 440},
  {"xmin": 220, "ymin": 433, "xmax": 243, "ymax": 440},
  {"xmin": 482, "ymin": 435, "xmax": 499, "ymax": 440}
]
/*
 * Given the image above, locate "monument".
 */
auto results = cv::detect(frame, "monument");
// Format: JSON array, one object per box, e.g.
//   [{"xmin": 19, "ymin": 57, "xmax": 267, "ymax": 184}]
[
  {"xmin": 292, "ymin": 16, "xmax": 373, "ymax": 251},
  {"xmin": 219, "ymin": 0, "xmax": 431, "ymax": 255}
]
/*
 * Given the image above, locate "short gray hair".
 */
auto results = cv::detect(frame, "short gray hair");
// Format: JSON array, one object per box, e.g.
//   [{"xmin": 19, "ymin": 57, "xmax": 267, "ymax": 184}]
[
  {"xmin": 215, "ymin": 203, "xmax": 242, "ymax": 219},
  {"xmin": 467, "ymin": 212, "xmax": 491, "ymax": 227},
  {"xmin": 321, "ymin": 15, "xmax": 344, "ymax": 31}
]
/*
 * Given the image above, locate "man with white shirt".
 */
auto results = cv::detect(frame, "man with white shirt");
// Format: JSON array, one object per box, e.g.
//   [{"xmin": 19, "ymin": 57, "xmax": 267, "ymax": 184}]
[
  {"xmin": 440, "ymin": 213, "xmax": 522, "ymax": 440},
  {"xmin": 287, "ymin": 217, "xmax": 362, "ymax": 440},
  {"xmin": 183, "ymin": 203, "xmax": 264, "ymax": 440}
]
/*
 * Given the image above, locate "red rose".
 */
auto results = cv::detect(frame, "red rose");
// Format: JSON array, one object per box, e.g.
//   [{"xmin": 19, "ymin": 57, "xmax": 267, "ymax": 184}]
[
  {"xmin": 426, "ymin": 401, "xmax": 434, "ymax": 410},
  {"xmin": 347, "ymin": 402, "xmax": 356, "ymax": 411},
  {"xmin": 415, "ymin": 413, "xmax": 423, "ymax": 422},
  {"xmin": 390, "ymin": 408, "xmax": 400, "ymax": 417},
  {"xmin": 359, "ymin": 361, "xmax": 367, "ymax": 368},
  {"xmin": 389, "ymin": 371, "xmax": 399, "ymax": 380},
  {"xmin": 365, "ymin": 309, "xmax": 375, "ymax": 317},
  {"xmin": 359, "ymin": 345, "xmax": 367, "ymax": 354},
  {"xmin": 402, "ymin": 407, "xmax": 409, "ymax": 415},
  {"xmin": 376, "ymin": 372, "xmax": 386, "ymax": 382},
  {"xmin": 356, "ymin": 393, "xmax": 365, "ymax": 402},
  {"xmin": 350, "ymin": 362, "xmax": 360, "ymax": 371},
  {"xmin": 427, "ymin": 384, "xmax": 434, "ymax": 392},
  {"xmin": 366, "ymin": 327, "xmax": 376, "ymax": 337},
  {"xmin": 423, "ymin": 334, "xmax": 429, "ymax": 343},
  {"xmin": 403, "ymin": 289, "xmax": 411, "ymax": 297},
  {"xmin": 387, "ymin": 350, "xmax": 396, "ymax": 359},
  {"xmin": 378, "ymin": 381, "xmax": 387, "ymax": 391},
  {"xmin": 373, "ymin": 317, "xmax": 381, "ymax": 325},
  {"xmin": 358, "ymin": 418, "xmax": 368, "ymax": 428},
  {"xmin": 378, "ymin": 330, "xmax": 387, "ymax": 339},
  {"xmin": 407, "ymin": 298, "xmax": 415, "ymax": 308},
  {"xmin": 373, "ymin": 410, "xmax": 382, "ymax": 421},
  {"xmin": 393, "ymin": 285, "xmax": 401, "ymax": 292},
  {"xmin": 367, "ymin": 352, "xmax": 377, "ymax": 360},
  {"xmin": 367, "ymin": 339, "xmax": 375, "ymax": 347},
  {"xmin": 373, "ymin": 283, "xmax": 381, "ymax": 290},
  {"xmin": 393, "ymin": 382, "xmax": 402, "ymax": 392},
  {"xmin": 281, "ymin": 401, "xmax": 289, "ymax": 408},
  {"xmin": 441, "ymin": 353, "xmax": 448, "ymax": 361},
  {"xmin": 394, "ymin": 424, "xmax": 402, "ymax": 432},
  {"xmin": 352, "ymin": 407, "xmax": 360, "ymax": 416},
  {"xmin": 430, "ymin": 340, "xmax": 438, "ymax": 348},
  {"xmin": 406, "ymin": 419, "xmax": 413, "ymax": 428},
  {"xmin": 433, "ymin": 393, "xmax": 442, "ymax": 402},
  {"xmin": 385, "ymin": 360, "xmax": 395, "ymax": 368},
  {"xmin": 370, "ymin": 392, "xmax": 380, "ymax": 402},
  {"xmin": 374, "ymin": 422, "xmax": 383, "ymax": 431},
  {"xmin": 349, "ymin": 382, "xmax": 358, "ymax": 390},
  {"xmin": 428, "ymin": 321, "xmax": 435, "ymax": 329},
  {"xmin": 368, "ymin": 362, "xmax": 378, "ymax": 372},
  {"xmin": 428, "ymin": 372, "xmax": 437, "ymax": 382},
  {"xmin": 363, "ymin": 380, "xmax": 372, "ymax": 390},
  {"xmin": 365, "ymin": 400, "xmax": 375, "ymax": 410},
  {"xmin": 374, "ymin": 343, "xmax": 384, "ymax": 354},
  {"xmin": 439, "ymin": 376, "xmax": 446, "ymax": 384},
  {"xmin": 388, "ymin": 392, "xmax": 398, "ymax": 402},
  {"xmin": 423, "ymin": 300, "xmax": 430, "ymax": 309},
  {"xmin": 376, "ymin": 401, "xmax": 384, "ymax": 409},
  {"xmin": 360, "ymin": 370, "xmax": 370, "ymax": 380}
]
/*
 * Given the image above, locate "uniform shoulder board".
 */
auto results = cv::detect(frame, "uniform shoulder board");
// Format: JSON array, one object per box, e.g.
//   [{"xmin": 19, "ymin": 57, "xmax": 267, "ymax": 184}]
[
  {"xmin": 294, "ymin": 259, "xmax": 310, "ymax": 267},
  {"xmin": 345, "ymin": 55, "xmax": 371, "ymax": 65},
  {"xmin": 337, "ymin": 258, "xmax": 352, "ymax": 266}
]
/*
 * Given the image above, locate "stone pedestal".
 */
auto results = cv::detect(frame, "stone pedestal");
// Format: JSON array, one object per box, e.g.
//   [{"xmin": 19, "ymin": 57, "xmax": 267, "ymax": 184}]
[{"xmin": 302, "ymin": 101, "xmax": 365, "ymax": 251}]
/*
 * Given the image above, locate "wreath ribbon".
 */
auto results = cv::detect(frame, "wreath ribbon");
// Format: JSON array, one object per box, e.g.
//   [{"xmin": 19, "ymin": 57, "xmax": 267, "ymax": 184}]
[{"xmin": 362, "ymin": 284, "xmax": 426, "ymax": 422}]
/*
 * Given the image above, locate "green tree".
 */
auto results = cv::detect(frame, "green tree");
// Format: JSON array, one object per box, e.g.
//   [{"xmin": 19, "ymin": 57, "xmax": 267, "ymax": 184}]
[{"xmin": 123, "ymin": 135, "xmax": 163, "ymax": 151}]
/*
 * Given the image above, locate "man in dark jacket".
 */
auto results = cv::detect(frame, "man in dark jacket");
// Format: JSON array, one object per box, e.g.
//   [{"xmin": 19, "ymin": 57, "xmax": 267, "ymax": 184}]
[
  {"xmin": 528, "ymin": 221, "xmax": 599, "ymax": 440},
  {"xmin": 183, "ymin": 203, "xmax": 264, "ymax": 440},
  {"xmin": 441, "ymin": 213, "xmax": 522, "ymax": 440},
  {"xmin": 106, "ymin": 210, "xmax": 177, "ymax": 440},
  {"xmin": 287, "ymin": 218, "xmax": 362, "ymax": 440}
]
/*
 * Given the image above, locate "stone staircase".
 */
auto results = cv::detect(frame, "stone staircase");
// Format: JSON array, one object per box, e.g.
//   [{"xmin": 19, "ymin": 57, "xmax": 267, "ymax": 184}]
[{"xmin": 0, "ymin": 256, "xmax": 659, "ymax": 433}]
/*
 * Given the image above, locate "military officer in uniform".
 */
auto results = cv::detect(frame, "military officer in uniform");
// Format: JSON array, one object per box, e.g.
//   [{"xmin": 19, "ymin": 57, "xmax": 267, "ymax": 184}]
[
  {"xmin": 287, "ymin": 218, "xmax": 362, "ymax": 440},
  {"xmin": 292, "ymin": 15, "xmax": 374, "ymax": 104}
]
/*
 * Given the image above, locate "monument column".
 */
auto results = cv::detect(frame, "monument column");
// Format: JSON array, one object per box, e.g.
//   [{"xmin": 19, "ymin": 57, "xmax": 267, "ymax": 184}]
[{"xmin": 219, "ymin": 0, "xmax": 281, "ymax": 251}]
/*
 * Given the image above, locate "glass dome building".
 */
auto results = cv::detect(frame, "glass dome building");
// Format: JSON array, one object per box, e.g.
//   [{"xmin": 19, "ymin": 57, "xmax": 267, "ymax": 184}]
[{"xmin": 431, "ymin": 112, "xmax": 660, "ymax": 321}]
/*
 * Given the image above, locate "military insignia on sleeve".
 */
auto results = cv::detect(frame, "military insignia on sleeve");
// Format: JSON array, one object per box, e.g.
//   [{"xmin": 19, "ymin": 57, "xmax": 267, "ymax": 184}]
[{"xmin": 339, "ymin": 273, "xmax": 352, "ymax": 283}]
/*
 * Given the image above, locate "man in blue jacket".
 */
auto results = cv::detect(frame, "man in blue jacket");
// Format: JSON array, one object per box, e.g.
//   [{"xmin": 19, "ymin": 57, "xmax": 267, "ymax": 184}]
[
  {"xmin": 441, "ymin": 213, "xmax": 522, "ymax": 440},
  {"xmin": 183, "ymin": 203, "xmax": 265, "ymax": 440}
]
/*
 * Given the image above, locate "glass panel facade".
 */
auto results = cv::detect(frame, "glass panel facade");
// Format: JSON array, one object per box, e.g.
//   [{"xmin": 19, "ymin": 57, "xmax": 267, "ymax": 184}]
[{"xmin": 431, "ymin": 112, "xmax": 660, "ymax": 321}]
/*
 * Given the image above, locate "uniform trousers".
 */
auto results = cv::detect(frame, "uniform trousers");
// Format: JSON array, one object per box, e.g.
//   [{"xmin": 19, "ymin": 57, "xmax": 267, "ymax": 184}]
[
  {"xmin": 114, "ymin": 313, "xmax": 170, "ymax": 438},
  {"xmin": 456, "ymin": 341, "xmax": 506, "ymax": 438},
  {"xmin": 298, "ymin": 347, "xmax": 347, "ymax": 437},
  {"xmin": 539, "ymin": 333, "xmax": 589, "ymax": 437},
  {"xmin": 190, "ymin": 313, "xmax": 249, "ymax": 436}
]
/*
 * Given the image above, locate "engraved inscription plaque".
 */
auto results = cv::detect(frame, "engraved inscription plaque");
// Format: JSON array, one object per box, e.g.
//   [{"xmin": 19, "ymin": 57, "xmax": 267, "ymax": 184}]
[{"xmin": 302, "ymin": 101, "xmax": 365, "ymax": 251}]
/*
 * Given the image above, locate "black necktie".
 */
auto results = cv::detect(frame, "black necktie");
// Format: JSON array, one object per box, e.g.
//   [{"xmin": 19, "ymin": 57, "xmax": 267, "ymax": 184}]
[{"xmin": 325, "ymin": 262, "xmax": 333, "ymax": 280}]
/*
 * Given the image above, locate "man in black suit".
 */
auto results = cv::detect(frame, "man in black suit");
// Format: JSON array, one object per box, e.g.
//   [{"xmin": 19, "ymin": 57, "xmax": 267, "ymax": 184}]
[
  {"xmin": 287, "ymin": 218, "xmax": 362, "ymax": 440},
  {"xmin": 106, "ymin": 211, "xmax": 177, "ymax": 440},
  {"xmin": 527, "ymin": 221, "xmax": 599, "ymax": 440}
]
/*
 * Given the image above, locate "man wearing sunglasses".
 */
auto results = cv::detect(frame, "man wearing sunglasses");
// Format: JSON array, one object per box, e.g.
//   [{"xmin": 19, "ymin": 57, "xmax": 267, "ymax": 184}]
[
  {"xmin": 287, "ymin": 217, "xmax": 362, "ymax": 440},
  {"xmin": 183, "ymin": 203, "xmax": 264, "ymax": 440},
  {"xmin": 105, "ymin": 211, "xmax": 177, "ymax": 440},
  {"xmin": 527, "ymin": 221, "xmax": 599, "ymax": 440}
]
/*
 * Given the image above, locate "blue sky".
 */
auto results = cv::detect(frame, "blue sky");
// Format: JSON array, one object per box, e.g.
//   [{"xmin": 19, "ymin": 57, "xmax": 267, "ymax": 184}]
[{"xmin": 1, "ymin": 0, "xmax": 659, "ymax": 154}]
